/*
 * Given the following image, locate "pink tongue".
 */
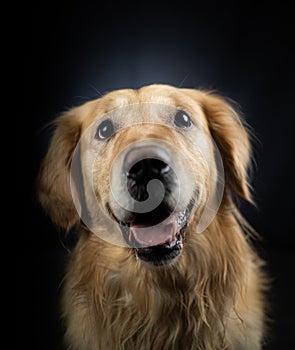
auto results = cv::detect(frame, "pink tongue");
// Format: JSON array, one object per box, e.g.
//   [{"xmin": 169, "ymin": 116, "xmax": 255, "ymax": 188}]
[{"xmin": 130, "ymin": 220, "xmax": 176, "ymax": 248}]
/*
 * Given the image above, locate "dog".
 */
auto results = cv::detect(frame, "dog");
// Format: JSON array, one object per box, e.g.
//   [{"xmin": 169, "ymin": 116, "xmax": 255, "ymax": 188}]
[{"xmin": 38, "ymin": 84, "xmax": 267, "ymax": 349}]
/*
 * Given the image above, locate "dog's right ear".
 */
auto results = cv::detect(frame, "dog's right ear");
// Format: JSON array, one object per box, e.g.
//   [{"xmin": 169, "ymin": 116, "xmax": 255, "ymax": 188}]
[{"xmin": 38, "ymin": 107, "xmax": 83, "ymax": 229}]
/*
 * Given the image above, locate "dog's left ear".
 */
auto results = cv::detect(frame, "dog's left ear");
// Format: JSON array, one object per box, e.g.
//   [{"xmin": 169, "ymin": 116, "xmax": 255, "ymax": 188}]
[{"xmin": 182, "ymin": 89, "xmax": 252, "ymax": 201}]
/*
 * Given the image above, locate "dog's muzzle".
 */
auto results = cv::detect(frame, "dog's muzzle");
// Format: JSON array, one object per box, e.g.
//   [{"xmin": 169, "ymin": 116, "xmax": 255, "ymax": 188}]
[{"xmin": 109, "ymin": 140, "xmax": 195, "ymax": 266}]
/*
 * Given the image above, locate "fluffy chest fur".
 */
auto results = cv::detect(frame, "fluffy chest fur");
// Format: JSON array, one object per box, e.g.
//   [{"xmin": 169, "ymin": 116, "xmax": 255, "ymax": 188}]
[{"xmin": 62, "ymin": 217, "xmax": 264, "ymax": 350}]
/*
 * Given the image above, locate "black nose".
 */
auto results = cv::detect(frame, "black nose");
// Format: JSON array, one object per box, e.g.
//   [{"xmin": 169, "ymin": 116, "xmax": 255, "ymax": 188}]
[{"xmin": 124, "ymin": 146, "xmax": 172, "ymax": 202}]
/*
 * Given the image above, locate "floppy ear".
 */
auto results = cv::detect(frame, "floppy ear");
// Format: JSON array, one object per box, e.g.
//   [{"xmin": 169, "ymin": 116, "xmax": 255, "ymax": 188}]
[
  {"xmin": 182, "ymin": 89, "xmax": 252, "ymax": 201},
  {"xmin": 38, "ymin": 107, "xmax": 82, "ymax": 229}
]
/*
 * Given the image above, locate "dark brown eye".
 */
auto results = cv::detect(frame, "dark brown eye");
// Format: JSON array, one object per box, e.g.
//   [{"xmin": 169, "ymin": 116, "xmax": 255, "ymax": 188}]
[
  {"xmin": 95, "ymin": 119, "xmax": 115, "ymax": 140},
  {"xmin": 174, "ymin": 110, "xmax": 192, "ymax": 129}
]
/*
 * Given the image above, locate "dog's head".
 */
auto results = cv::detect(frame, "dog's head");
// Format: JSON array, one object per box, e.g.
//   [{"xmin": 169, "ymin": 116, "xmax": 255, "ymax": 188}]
[{"xmin": 38, "ymin": 85, "xmax": 251, "ymax": 266}]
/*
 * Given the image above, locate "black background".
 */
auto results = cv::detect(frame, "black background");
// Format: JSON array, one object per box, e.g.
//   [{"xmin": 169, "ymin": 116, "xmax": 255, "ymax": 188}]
[{"xmin": 26, "ymin": 3, "xmax": 294, "ymax": 349}]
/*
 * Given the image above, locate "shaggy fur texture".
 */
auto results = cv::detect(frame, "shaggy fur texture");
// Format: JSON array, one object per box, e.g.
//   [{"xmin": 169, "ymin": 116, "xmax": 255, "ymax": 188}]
[{"xmin": 38, "ymin": 85, "xmax": 267, "ymax": 349}]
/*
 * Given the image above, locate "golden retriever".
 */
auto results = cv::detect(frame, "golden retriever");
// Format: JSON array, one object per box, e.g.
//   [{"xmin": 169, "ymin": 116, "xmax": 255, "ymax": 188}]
[{"xmin": 38, "ymin": 84, "xmax": 267, "ymax": 349}]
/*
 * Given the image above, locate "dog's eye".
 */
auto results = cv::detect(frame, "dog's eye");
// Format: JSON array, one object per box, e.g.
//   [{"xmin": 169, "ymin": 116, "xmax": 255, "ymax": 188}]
[
  {"xmin": 95, "ymin": 119, "xmax": 115, "ymax": 140},
  {"xmin": 174, "ymin": 111, "xmax": 192, "ymax": 129}
]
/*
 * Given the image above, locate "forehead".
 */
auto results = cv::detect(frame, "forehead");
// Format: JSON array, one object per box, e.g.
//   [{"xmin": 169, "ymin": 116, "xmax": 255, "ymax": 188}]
[{"xmin": 81, "ymin": 85, "xmax": 207, "ymax": 129}]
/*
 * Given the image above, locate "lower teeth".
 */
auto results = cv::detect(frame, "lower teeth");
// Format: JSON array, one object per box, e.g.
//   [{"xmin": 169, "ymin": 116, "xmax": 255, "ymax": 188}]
[
  {"xmin": 168, "ymin": 240, "xmax": 177, "ymax": 248},
  {"xmin": 164, "ymin": 235, "xmax": 181, "ymax": 248}
]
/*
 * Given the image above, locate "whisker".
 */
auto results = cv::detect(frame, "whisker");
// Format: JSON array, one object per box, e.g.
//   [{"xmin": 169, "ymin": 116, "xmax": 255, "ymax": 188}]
[
  {"xmin": 178, "ymin": 73, "xmax": 190, "ymax": 88},
  {"xmin": 88, "ymin": 83, "xmax": 103, "ymax": 97}
]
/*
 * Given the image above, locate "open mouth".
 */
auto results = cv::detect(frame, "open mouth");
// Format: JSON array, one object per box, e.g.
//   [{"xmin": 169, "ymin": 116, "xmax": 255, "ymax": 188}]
[{"xmin": 115, "ymin": 200, "xmax": 195, "ymax": 266}]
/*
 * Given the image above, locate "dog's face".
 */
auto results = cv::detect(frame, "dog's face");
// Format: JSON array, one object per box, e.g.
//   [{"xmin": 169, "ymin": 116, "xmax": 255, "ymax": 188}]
[{"xmin": 39, "ymin": 84, "xmax": 251, "ymax": 266}]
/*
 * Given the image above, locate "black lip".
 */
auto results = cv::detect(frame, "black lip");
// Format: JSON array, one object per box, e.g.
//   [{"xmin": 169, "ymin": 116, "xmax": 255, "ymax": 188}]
[{"xmin": 135, "ymin": 232, "xmax": 184, "ymax": 266}]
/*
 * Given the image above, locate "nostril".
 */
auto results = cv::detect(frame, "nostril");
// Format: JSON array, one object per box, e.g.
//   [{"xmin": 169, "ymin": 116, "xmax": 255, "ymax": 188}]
[
  {"xmin": 127, "ymin": 161, "xmax": 145, "ymax": 180},
  {"xmin": 149, "ymin": 159, "xmax": 170, "ymax": 175},
  {"xmin": 160, "ymin": 164, "xmax": 171, "ymax": 175}
]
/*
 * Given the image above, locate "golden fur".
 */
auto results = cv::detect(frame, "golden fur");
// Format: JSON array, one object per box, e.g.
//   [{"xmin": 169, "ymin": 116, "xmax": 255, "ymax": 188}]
[{"xmin": 38, "ymin": 85, "xmax": 267, "ymax": 349}]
